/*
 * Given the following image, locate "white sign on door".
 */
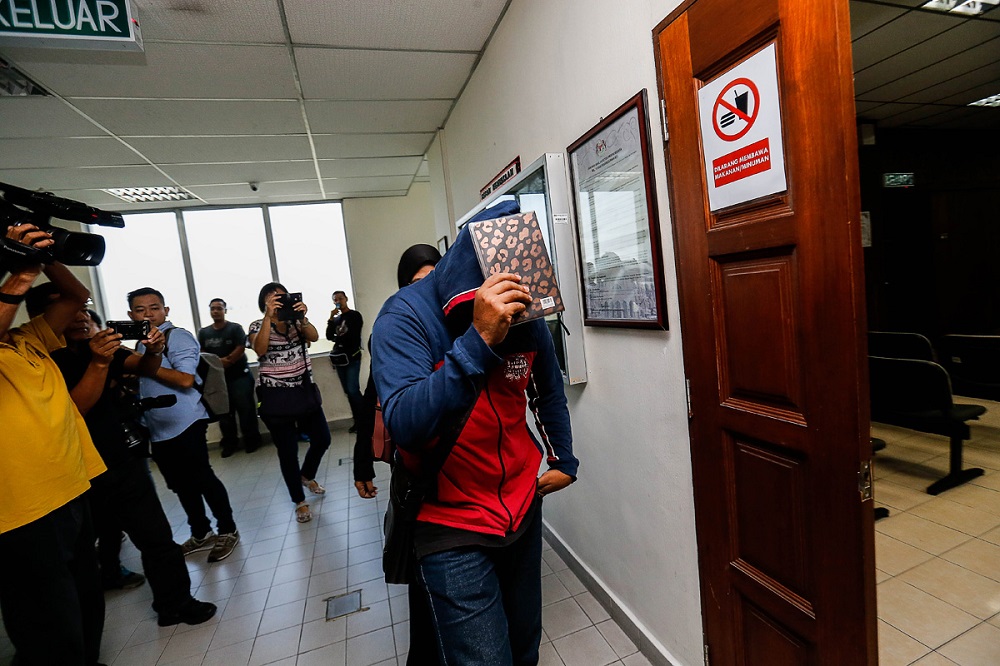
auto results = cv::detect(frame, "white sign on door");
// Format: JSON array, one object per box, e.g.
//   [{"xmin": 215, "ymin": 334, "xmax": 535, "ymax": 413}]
[{"xmin": 698, "ymin": 43, "xmax": 786, "ymax": 211}]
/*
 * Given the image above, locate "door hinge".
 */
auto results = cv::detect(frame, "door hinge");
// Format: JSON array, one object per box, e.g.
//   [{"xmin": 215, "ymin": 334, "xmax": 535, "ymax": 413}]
[
  {"xmin": 859, "ymin": 458, "xmax": 873, "ymax": 501},
  {"xmin": 704, "ymin": 644, "xmax": 710, "ymax": 666},
  {"xmin": 660, "ymin": 98, "xmax": 669, "ymax": 143},
  {"xmin": 686, "ymin": 378, "xmax": 693, "ymax": 419}
]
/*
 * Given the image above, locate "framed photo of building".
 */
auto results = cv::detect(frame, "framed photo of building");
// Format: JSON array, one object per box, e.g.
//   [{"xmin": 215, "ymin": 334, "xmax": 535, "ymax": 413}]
[{"xmin": 567, "ymin": 90, "xmax": 667, "ymax": 329}]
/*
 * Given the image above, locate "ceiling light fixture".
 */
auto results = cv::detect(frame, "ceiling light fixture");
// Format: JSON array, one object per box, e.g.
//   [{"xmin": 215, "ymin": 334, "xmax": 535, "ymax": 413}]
[
  {"xmin": 968, "ymin": 93, "xmax": 1000, "ymax": 107},
  {"xmin": 102, "ymin": 187, "xmax": 196, "ymax": 203},
  {"xmin": 921, "ymin": 0, "xmax": 1000, "ymax": 16},
  {"xmin": 0, "ymin": 58, "xmax": 49, "ymax": 97}
]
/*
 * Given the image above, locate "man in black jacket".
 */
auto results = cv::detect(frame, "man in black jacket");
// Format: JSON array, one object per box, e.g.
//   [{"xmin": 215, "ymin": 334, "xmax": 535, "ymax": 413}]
[
  {"xmin": 326, "ymin": 290, "xmax": 363, "ymax": 432},
  {"xmin": 51, "ymin": 305, "xmax": 217, "ymax": 628}
]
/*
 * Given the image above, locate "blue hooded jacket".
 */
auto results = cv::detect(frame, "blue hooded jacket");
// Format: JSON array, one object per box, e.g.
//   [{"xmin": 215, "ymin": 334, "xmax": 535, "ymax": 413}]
[{"xmin": 372, "ymin": 201, "xmax": 578, "ymax": 536}]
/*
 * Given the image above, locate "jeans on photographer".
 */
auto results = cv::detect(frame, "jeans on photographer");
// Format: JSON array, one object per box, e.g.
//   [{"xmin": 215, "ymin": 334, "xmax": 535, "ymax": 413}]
[
  {"xmin": 151, "ymin": 420, "xmax": 236, "ymax": 538},
  {"xmin": 91, "ymin": 456, "xmax": 192, "ymax": 613},
  {"xmin": 417, "ymin": 504, "xmax": 543, "ymax": 665},
  {"xmin": 335, "ymin": 356, "xmax": 364, "ymax": 425}
]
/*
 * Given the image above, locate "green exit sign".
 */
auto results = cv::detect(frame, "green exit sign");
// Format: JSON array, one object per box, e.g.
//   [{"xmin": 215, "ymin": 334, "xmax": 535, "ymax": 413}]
[
  {"xmin": 0, "ymin": 0, "xmax": 142, "ymax": 51},
  {"xmin": 882, "ymin": 172, "xmax": 915, "ymax": 188}
]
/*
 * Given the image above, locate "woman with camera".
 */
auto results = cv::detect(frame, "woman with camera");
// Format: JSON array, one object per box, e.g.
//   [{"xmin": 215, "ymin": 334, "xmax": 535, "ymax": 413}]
[{"xmin": 249, "ymin": 282, "xmax": 330, "ymax": 523}]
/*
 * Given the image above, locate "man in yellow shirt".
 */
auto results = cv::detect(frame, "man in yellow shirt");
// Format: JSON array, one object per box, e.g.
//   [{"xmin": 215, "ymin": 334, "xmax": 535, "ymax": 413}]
[{"xmin": 0, "ymin": 223, "xmax": 108, "ymax": 666}]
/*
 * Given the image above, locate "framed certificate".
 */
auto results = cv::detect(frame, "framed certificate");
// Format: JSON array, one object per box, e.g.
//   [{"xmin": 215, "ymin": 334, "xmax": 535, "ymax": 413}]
[{"xmin": 567, "ymin": 90, "xmax": 667, "ymax": 329}]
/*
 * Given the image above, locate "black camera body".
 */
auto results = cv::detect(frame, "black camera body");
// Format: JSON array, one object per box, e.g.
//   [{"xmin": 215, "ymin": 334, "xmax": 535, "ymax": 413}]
[
  {"xmin": 0, "ymin": 181, "xmax": 124, "ymax": 269},
  {"xmin": 107, "ymin": 319, "xmax": 151, "ymax": 341},
  {"xmin": 276, "ymin": 292, "xmax": 304, "ymax": 321},
  {"xmin": 117, "ymin": 393, "xmax": 177, "ymax": 449}
]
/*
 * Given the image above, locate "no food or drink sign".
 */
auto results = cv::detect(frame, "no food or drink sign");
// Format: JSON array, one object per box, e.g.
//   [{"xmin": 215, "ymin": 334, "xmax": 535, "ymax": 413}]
[{"xmin": 698, "ymin": 43, "xmax": 786, "ymax": 211}]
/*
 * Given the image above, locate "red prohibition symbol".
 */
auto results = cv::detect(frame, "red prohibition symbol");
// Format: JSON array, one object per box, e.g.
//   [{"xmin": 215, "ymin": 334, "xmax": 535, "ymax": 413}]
[{"xmin": 712, "ymin": 77, "xmax": 760, "ymax": 142}]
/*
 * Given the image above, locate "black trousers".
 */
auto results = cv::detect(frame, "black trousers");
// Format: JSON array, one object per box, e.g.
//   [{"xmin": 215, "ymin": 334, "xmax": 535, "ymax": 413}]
[
  {"xmin": 91, "ymin": 456, "xmax": 193, "ymax": 614},
  {"xmin": 261, "ymin": 407, "xmax": 331, "ymax": 504},
  {"xmin": 219, "ymin": 371, "xmax": 262, "ymax": 450},
  {"xmin": 0, "ymin": 496, "xmax": 104, "ymax": 666},
  {"xmin": 151, "ymin": 420, "xmax": 237, "ymax": 537}
]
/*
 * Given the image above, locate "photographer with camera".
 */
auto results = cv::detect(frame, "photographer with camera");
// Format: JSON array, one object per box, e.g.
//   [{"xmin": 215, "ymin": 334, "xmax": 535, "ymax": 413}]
[
  {"xmin": 249, "ymin": 282, "xmax": 331, "ymax": 523},
  {"xmin": 127, "ymin": 287, "xmax": 240, "ymax": 563},
  {"xmin": 50, "ymin": 304, "xmax": 218, "ymax": 627},
  {"xmin": 326, "ymin": 290, "xmax": 364, "ymax": 433},
  {"xmin": 0, "ymin": 222, "xmax": 108, "ymax": 666}
]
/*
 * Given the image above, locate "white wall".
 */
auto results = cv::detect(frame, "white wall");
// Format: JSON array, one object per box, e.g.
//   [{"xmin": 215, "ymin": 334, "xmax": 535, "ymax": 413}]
[
  {"xmin": 431, "ymin": 1, "xmax": 703, "ymax": 664},
  {"xmin": 340, "ymin": 182, "xmax": 438, "ymax": 391}
]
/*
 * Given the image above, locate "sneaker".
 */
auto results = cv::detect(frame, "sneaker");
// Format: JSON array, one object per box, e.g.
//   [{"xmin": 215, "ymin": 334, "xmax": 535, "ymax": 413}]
[
  {"xmin": 157, "ymin": 598, "xmax": 217, "ymax": 627},
  {"xmin": 207, "ymin": 531, "xmax": 240, "ymax": 563},
  {"xmin": 181, "ymin": 531, "xmax": 216, "ymax": 556},
  {"xmin": 102, "ymin": 566, "xmax": 146, "ymax": 591}
]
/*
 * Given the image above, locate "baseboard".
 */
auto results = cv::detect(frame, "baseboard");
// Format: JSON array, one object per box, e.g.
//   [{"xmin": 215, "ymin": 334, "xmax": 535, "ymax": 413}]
[
  {"xmin": 542, "ymin": 521, "xmax": 689, "ymax": 666},
  {"xmin": 207, "ymin": 418, "xmax": 352, "ymax": 447}
]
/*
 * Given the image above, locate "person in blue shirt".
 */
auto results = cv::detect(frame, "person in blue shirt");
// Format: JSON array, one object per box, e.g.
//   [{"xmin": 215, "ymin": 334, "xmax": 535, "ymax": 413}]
[{"xmin": 128, "ymin": 287, "xmax": 239, "ymax": 563}]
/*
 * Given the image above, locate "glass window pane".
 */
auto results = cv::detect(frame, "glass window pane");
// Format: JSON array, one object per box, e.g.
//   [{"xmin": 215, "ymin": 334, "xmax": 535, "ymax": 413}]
[
  {"xmin": 269, "ymin": 203, "xmax": 352, "ymax": 355},
  {"xmin": 183, "ymin": 208, "xmax": 274, "ymax": 362},
  {"xmin": 92, "ymin": 212, "xmax": 195, "ymax": 333}
]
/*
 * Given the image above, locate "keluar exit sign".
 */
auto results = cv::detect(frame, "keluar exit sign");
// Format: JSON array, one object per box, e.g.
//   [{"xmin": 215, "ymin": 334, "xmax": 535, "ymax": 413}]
[{"xmin": 0, "ymin": 0, "xmax": 142, "ymax": 51}]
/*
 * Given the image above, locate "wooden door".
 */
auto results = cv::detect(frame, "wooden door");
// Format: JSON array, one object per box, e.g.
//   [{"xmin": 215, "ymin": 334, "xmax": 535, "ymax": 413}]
[{"xmin": 654, "ymin": 0, "xmax": 876, "ymax": 664}]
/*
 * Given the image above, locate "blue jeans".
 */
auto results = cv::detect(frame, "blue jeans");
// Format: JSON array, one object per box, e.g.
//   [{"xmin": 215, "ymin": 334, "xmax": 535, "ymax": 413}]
[
  {"xmin": 335, "ymin": 357, "xmax": 364, "ymax": 424},
  {"xmin": 417, "ymin": 505, "xmax": 543, "ymax": 665}
]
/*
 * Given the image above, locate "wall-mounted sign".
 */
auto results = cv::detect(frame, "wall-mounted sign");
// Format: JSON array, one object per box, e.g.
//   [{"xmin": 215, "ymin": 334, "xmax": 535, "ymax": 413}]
[
  {"xmin": 0, "ymin": 0, "xmax": 143, "ymax": 52},
  {"xmin": 697, "ymin": 43, "xmax": 786, "ymax": 211},
  {"xmin": 480, "ymin": 157, "xmax": 521, "ymax": 200},
  {"xmin": 882, "ymin": 173, "xmax": 915, "ymax": 188}
]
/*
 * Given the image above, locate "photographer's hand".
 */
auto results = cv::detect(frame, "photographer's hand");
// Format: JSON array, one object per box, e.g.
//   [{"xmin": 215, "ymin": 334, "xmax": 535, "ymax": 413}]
[
  {"xmin": 89, "ymin": 328, "xmax": 121, "ymax": 367},
  {"xmin": 132, "ymin": 325, "xmax": 164, "ymax": 377},
  {"xmin": 1, "ymin": 225, "xmax": 57, "ymax": 342},
  {"xmin": 143, "ymin": 326, "xmax": 165, "ymax": 354},
  {"xmin": 70, "ymin": 329, "xmax": 120, "ymax": 415},
  {"xmin": 295, "ymin": 300, "xmax": 319, "ymax": 342}
]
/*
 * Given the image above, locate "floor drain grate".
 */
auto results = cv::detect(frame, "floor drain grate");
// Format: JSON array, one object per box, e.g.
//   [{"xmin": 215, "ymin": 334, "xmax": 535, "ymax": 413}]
[
  {"xmin": 338, "ymin": 457, "xmax": 352, "ymax": 466},
  {"xmin": 325, "ymin": 590, "xmax": 367, "ymax": 621}
]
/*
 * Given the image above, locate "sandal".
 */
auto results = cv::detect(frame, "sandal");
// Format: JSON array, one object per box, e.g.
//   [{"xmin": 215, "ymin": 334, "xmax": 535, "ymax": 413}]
[
  {"xmin": 302, "ymin": 477, "xmax": 326, "ymax": 495},
  {"xmin": 295, "ymin": 502, "xmax": 312, "ymax": 523}
]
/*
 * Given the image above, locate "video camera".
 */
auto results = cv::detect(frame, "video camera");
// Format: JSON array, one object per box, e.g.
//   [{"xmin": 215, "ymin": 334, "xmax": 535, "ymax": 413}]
[
  {"xmin": 0, "ymin": 181, "xmax": 124, "ymax": 269},
  {"xmin": 118, "ymin": 394, "xmax": 177, "ymax": 450}
]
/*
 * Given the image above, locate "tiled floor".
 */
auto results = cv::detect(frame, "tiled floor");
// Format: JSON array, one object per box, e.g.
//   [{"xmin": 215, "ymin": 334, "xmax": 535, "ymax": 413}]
[
  {"xmin": 874, "ymin": 396, "xmax": 1000, "ymax": 666},
  {"xmin": 0, "ymin": 428, "xmax": 650, "ymax": 666}
]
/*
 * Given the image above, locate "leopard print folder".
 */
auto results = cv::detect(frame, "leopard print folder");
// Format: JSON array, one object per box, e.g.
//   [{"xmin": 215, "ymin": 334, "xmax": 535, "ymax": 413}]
[{"xmin": 468, "ymin": 211, "xmax": 564, "ymax": 325}]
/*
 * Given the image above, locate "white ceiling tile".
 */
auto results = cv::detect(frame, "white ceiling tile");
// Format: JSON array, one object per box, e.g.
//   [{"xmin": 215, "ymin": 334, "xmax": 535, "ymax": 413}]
[
  {"xmin": 296, "ymin": 48, "xmax": 475, "ymax": 100},
  {"xmin": 0, "ymin": 97, "xmax": 105, "ymax": 138},
  {"xmin": 936, "ymin": 79, "xmax": 1000, "ymax": 106},
  {"xmin": 318, "ymin": 157, "xmax": 422, "ymax": 179},
  {"xmin": 71, "ymin": 100, "xmax": 306, "ymax": 135},
  {"xmin": 416, "ymin": 160, "xmax": 429, "ymax": 177},
  {"xmin": 861, "ymin": 40, "xmax": 1000, "ymax": 102},
  {"xmin": 311, "ymin": 133, "xmax": 433, "ymax": 158},
  {"xmin": 305, "ymin": 100, "xmax": 451, "ymax": 133},
  {"xmin": 206, "ymin": 193, "xmax": 324, "ymax": 205},
  {"xmin": 852, "ymin": 11, "xmax": 964, "ymax": 71},
  {"xmin": 188, "ymin": 180, "xmax": 321, "ymax": 199},
  {"xmin": 850, "ymin": 2, "xmax": 907, "ymax": 41},
  {"xmin": 854, "ymin": 24, "xmax": 1000, "ymax": 96},
  {"xmin": 322, "ymin": 176, "xmax": 413, "ymax": 194},
  {"xmin": 857, "ymin": 102, "xmax": 915, "ymax": 121},
  {"xmin": 127, "ymin": 136, "xmax": 313, "ymax": 164},
  {"xmin": 133, "ymin": 0, "xmax": 286, "ymax": 43},
  {"xmin": 160, "ymin": 161, "xmax": 318, "ymax": 187},
  {"xmin": 340, "ymin": 190, "xmax": 409, "ymax": 199},
  {"xmin": 284, "ymin": 0, "xmax": 505, "ymax": 51},
  {"xmin": 898, "ymin": 58, "xmax": 1000, "ymax": 103},
  {"xmin": 47, "ymin": 189, "xmax": 141, "ymax": 208},
  {"xmin": 930, "ymin": 107, "xmax": 1000, "ymax": 129},
  {"xmin": 0, "ymin": 137, "xmax": 144, "ymax": 169},
  {"xmin": 0, "ymin": 166, "xmax": 172, "ymax": 190},
  {"xmin": 9, "ymin": 43, "xmax": 296, "ymax": 99}
]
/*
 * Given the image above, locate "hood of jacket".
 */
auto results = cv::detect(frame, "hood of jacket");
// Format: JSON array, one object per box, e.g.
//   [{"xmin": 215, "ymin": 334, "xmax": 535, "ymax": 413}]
[{"xmin": 431, "ymin": 199, "xmax": 520, "ymax": 316}]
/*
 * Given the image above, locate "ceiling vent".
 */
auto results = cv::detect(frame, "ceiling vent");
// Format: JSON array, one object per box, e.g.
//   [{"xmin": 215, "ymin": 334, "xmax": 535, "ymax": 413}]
[
  {"xmin": 921, "ymin": 0, "xmax": 1000, "ymax": 16},
  {"xmin": 0, "ymin": 58, "xmax": 50, "ymax": 97}
]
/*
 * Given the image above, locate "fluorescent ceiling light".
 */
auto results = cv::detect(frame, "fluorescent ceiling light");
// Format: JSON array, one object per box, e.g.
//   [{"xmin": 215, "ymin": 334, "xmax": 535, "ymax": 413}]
[
  {"xmin": 103, "ymin": 187, "xmax": 196, "ymax": 203},
  {"xmin": 0, "ymin": 58, "xmax": 49, "ymax": 97},
  {"xmin": 922, "ymin": 0, "xmax": 1000, "ymax": 15},
  {"xmin": 968, "ymin": 93, "xmax": 1000, "ymax": 107}
]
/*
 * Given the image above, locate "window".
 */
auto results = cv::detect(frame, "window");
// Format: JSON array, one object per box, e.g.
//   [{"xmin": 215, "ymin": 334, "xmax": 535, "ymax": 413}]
[{"xmin": 91, "ymin": 202, "xmax": 352, "ymax": 357}]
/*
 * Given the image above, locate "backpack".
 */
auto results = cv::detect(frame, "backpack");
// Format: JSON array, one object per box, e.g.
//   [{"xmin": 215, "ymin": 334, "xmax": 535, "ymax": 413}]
[{"xmin": 163, "ymin": 328, "xmax": 230, "ymax": 421}]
